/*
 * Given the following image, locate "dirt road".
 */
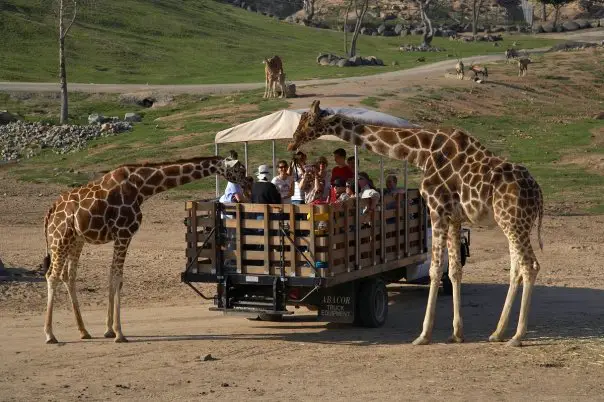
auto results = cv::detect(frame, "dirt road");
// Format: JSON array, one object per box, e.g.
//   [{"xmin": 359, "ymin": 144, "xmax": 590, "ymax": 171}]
[{"xmin": 1, "ymin": 174, "xmax": 603, "ymax": 401}]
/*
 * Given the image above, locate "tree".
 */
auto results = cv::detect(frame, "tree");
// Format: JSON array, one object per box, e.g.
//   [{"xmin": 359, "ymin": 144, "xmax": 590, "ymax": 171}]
[
  {"xmin": 43, "ymin": 0, "xmax": 94, "ymax": 124},
  {"xmin": 303, "ymin": 0, "xmax": 318, "ymax": 23},
  {"xmin": 470, "ymin": 0, "xmax": 485, "ymax": 36},
  {"xmin": 413, "ymin": 0, "xmax": 435, "ymax": 48},
  {"xmin": 537, "ymin": 0, "xmax": 573, "ymax": 27},
  {"xmin": 345, "ymin": 0, "xmax": 371, "ymax": 58}
]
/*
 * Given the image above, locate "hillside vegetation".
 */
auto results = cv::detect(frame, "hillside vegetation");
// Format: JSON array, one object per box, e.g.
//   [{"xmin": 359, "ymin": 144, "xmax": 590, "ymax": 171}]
[{"xmin": 0, "ymin": 0, "xmax": 561, "ymax": 84}]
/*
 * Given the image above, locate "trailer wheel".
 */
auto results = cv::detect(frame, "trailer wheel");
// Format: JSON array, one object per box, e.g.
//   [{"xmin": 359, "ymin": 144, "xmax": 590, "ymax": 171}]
[
  {"xmin": 357, "ymin": 278, "xmax": 388, "ymax": 328},
  {"xmin": 441, "ymin": 274, "xmax": 453, "ymax": 295}
]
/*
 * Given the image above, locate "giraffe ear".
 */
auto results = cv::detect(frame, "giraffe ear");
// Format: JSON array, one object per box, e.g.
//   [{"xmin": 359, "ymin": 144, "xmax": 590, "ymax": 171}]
[{"xmin": 224, "ymin": 158, "xmax": 239, "ymax": 168}]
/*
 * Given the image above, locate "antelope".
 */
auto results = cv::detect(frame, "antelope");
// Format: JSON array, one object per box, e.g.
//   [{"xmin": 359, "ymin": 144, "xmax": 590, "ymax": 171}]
[
  {"xmin": 455, "ymin": 58, "xmax": 465, "ymax": 80},
  {"xmin": 469, "ymin": 64, "xmax": 488, "ymax": 81},
  {"xmin": 518, "ymin": 57, "xmax": 531, "ymax": 77}
]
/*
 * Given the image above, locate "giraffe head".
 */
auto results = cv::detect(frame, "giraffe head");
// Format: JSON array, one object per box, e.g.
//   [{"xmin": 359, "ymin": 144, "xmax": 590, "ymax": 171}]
[
  {"xmin": 287, "ymin": 100, "xmax": 329, "ymax": 151},
  {"xmin": 220, "ymin": 155, "xmax": 247, "ymax": 184}
]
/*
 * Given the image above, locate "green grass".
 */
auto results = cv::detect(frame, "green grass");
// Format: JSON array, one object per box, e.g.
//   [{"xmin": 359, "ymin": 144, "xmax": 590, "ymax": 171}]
[{"xmin": 0, "ymin": 0, "xmax": 563, "ymax": 85}]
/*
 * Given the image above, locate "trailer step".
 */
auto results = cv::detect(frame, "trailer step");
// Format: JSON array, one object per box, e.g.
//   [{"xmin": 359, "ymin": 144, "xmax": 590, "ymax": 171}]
[{"xmin": 209, "ymin": 307, "xmax": 293, "ymax": 316}]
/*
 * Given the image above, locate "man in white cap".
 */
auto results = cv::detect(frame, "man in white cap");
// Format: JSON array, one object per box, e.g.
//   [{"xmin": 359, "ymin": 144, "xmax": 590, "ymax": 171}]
[{"xmin": 251, "ymin": 164, "xmax": 282, "ymax": 204}]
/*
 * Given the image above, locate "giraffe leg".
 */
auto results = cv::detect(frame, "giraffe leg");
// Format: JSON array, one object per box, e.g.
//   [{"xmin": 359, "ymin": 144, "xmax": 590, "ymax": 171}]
[
  {"xmin": 63, "ymin": 240, "xmax": 91, "ymax": 340},
  {"xmin": 489, "ymin": 244, "xmax": 521, "ymax": 343},
  {"xmin": 44, "ymin": 248, "xmax": 67, "ymax": 344},
  {"xmin": 446, "ymin": 222, "xmax": 464, "ymax": 343},
  {"xmin": 104, "ymin": 268, "xmax": 116, "ymax": 338},
  {"xmin": 412, "ymin": 215, "xmax": 448, "ymax": 345},
  {"xmin": 507, "ymin": 245, "xmax": 540, "ymax": 347},
  {"xmin": 110, "ymin": 238, "xmax": 131, "ymax": 343},
  {"xmin": 263, "ymin": 74, "xmax": 269, "ymax": 98}
]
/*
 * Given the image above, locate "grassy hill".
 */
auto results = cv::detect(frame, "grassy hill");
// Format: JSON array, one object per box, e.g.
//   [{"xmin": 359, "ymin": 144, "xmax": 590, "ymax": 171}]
[{"xmin": 0, "ymin": 0, "xmax": 562, "ymax": 84}]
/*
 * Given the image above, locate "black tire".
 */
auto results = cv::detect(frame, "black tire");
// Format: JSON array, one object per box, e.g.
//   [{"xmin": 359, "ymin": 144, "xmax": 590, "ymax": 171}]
[
  {"xmin": 256, "ymin": 313, "xmax": 283, "ymax": 322},
  {"xmin": 441, "ymin": 274, "xmax": 453, "ymax": 296},
  {"xmin": 460, "ymin": 241, "xmax": 467, "ymax": 267},
  {"xmin": 357, "ymin": 278, "xmax": 388, "ymax": 328}
]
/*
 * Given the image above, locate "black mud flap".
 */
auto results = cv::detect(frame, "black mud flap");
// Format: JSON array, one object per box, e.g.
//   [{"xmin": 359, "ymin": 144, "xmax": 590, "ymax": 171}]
[{"xmin": 317, "ymin": 282, "xmax": 356, "ymax": 323}]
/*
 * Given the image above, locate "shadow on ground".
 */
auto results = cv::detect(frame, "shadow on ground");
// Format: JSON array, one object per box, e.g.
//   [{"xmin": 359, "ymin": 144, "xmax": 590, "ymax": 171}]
[{"xmin": 125, "ymin": 282, "xmax": 604, "ymax": 346}]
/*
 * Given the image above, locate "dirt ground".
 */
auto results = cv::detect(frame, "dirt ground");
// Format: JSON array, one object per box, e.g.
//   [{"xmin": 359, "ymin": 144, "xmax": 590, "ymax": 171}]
[
  {"xmin": 1, "ymin": 169, "xmax": 604, "ymax": 401},
  {"xmin": 2, "ymin": 30, "xmax": 604, "ymax": 400}
]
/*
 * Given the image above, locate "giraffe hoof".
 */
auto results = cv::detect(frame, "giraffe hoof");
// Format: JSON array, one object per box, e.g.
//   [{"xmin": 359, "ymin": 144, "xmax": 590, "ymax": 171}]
[
  {"xmin": 488, "ymin": 334, "xmax": 505, "ymax": 343},
  {"xmin": 80, "ymin": 331, "xmax": 92, "ymax": 340},
  {"xmin": 114, "ymin": 336, "xmax": 129, "ymax": 343},
  {"xmin": 447, "ymin": 335, "xmax": 464, "ymax": 344},
  {"xmin": 412, "ymin": 336, "xmax": 431, "ymax": 346},
  {"xmin": 506, "ymin": 338, "xmax": 523, "ymax": 347},
  {"xmin": 45, "ymin": 337, "xmax": 58, "ymax": 344},
  {"xmin": 104, "ymin": 330, "xmax": 116, "ymax": 338}
]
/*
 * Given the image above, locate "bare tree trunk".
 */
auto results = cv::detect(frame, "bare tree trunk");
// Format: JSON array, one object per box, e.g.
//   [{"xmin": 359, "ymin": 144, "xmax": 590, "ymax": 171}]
[
  {"xmin": 59, "ymin": 0, "xmax": 68, "ymax": 124},
  {"xmin": 553, "ymin": 5, "xmax": 560, "ymax": 27},
  {"xmin": 343, "ymin": 1, "xmax": 351, "ymax": 56},
  {"xmin": 471, "ymin": 0, "xmax": 484, "ymax": 36},
  {"xmin": 303, "ymin": 0, "xmax": 315, "ymax": 22},
  {"xmin": 349, "ymin": 0, "xmax": 369, "ymax": 57},
  {"xmin": 419, "ymin": 0, "xmax": 434, "ymax": 48},
  {"xmin": 57, "ymin": 0, "xmax": 77, "ymax": 125},
  {"xmin": 541, "ymin": 3, "xmax": 546, "ymax": 21}
]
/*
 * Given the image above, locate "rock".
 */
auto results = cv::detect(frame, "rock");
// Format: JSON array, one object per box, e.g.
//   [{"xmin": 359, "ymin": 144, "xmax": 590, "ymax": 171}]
[
  {"xmin": 88, "ymin": 114, "xmax": 104, "ymax": 125},
  {"xmin": 594, "ymin": 112, "xmax": 604, "ymax": 120},
  {"xmin": 0, "ymin": 110, "xmax": 17, "ymax": 126},
  {"xmin": 337, "ymin": 59, "xmax": 351, "ymax": 67},
  {"xmin": 394, "ymin": 23, "xmax": 404, "ymax": 35},
  {"xmin": 562, "ymin": 21, "xmax": 579, "ymax": 31},
  {"xmin": 100, "ymin": 123, "xmax": 112, "ymax": 132},
  {"xmin": 377, "ymin": 23, "xmax": 386, "ymax": 35},
  {"xmin": 124, "ymin": 113, "xmax": 141, "ymax": 122},
  {"xmin": 542, "ymin": 22, "xmax": 555, "ymax": 33},
  {"xmin": 202, "ymin": 354, "xmax": 218, "ymax": 361},
  {"xmin": 349, "ymin": 55, "xmax": 363, "ymax": 66},
  {"xmin": 391, "ymin": 60, "xmax": 399, "ymax": 66},
  {"xmin": 532, "ymin": 24, "xmax": 544, "ymax": 34},
  {"xmin": 281, "ymin": 82, "xmax": 296, "ymax": 97},
  {"xmin": 0, "ymin": 120, "xmax": 133, "ymax": 162},
  {"xmin": 575, "ymin": 19, "xmax": 591, "ymax": 29}
]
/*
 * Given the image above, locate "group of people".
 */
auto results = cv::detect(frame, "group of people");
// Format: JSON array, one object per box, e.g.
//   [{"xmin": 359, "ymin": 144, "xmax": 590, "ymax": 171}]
[{"xmin": 219, "ymin": 149, "xmax": 405, "ymax": 214}]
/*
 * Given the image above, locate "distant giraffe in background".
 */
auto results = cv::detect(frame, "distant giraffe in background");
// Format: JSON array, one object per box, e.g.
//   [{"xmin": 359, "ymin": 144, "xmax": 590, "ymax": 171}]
[{"xmin": 263, "ymin": 55, "xmax": 286, "ymax": 98}]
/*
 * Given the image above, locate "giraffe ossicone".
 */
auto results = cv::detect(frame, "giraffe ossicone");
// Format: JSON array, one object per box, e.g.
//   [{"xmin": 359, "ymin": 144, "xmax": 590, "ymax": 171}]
[
  {"xmin": 42, "ymin": 155, "xmax": 248, "ymax": 344},
  {"xmin": 289, "ymin": 100, "xmax": 544, "ymax": 347}
]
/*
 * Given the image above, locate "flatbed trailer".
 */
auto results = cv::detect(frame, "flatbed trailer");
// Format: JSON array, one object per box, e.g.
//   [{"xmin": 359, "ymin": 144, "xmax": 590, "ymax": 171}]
[
  {"xmin": 182, "ymin": 191, "xmax": 469, "ymax": 326},
  {"xmin": 181, "ymin": 106, "xmax": 470, "ymax": 326}
]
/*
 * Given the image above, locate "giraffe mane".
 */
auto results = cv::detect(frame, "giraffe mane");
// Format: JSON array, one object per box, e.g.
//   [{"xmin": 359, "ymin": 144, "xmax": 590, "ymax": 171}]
[{"xmin": 99, "ymin": 156, "xmax": 225, "ymax": 174}]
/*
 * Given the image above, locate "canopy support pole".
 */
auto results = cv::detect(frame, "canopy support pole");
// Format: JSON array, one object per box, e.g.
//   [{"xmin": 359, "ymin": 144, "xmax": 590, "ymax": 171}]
[
  {"xmin": 215, "ymin": 143, "xmax": 220, "ymax": 198},
  {"xmin": 404, "ymin": 160, "xmax": 409, "ymax": 257},
  {"xmin": 380, "ymin": 156, "xmax": 385, "ymax": 263},
  {"xmin": 272, "ymin": 140, "xmax": 276, "ymax": 178},
  {"xmin": 354, "ymin": 145, "xmax": 360, "ymax": 270},
  {"xmin": 244, "ymin": 142, "xmax": 249, "ymax": 173}
]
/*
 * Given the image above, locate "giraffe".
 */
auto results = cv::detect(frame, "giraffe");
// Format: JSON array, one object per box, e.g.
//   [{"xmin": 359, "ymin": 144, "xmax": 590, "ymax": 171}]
[
  {"xmin": 42, "ymin": 155, "xmax": 248, "ymax": 344},
  {"xmin": 263, "ymin": 55, "xmax": 286, "ymax": 99},
  {"xmin": 288, "ymin": 100, "xmax": 544, "ymax": 347}
]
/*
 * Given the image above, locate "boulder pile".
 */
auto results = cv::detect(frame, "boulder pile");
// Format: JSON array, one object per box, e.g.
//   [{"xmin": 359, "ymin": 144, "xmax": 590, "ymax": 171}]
[
  {"xmin": 0, "ymin": 120, "xmax": 132, "ymax": 162},
  {"xmin": 317, "ymin": 53, "xmax": 385, "ymax": 67}
]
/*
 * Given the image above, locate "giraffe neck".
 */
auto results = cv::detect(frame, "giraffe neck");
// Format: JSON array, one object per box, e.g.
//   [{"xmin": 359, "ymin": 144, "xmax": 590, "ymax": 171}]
[
  {"xmin": 322, "ymin": 115, "xmax": 491, "ymax": 173},
  {"xmin": 116, "ymin": 158, "xmax": 223, "ymax": 200},
  {"xmin": 323, "ymin": 116, "xmax": 433, "ymax": 171}
]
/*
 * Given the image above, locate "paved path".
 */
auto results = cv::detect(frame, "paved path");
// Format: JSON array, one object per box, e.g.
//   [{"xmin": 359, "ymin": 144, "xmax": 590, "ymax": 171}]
[{"xmin": 0, "ymin": 29, "xmax": 601, "ymax": 96}]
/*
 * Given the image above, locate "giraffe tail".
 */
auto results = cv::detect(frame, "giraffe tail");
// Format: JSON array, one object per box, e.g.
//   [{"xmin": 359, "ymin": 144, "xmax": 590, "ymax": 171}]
[{"xmin": 42, "ymin": 204, "xmax": 54, "ymax": 274}]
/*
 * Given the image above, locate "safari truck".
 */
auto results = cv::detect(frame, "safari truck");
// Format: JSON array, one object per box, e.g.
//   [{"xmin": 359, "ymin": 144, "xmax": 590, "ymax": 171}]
[{"xmin": 181, "ymin": 107, "xmax": 470, "ymax": 327}]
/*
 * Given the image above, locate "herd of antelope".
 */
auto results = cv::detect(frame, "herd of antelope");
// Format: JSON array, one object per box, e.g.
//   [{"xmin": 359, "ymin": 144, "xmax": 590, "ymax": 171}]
[
  {"xmin": 454, "ymin": 46, "xmax": 533, "ymax": 82},
  {"xmin": 263, "ymin": 40, "xmax": 535, "ymax": 99}
]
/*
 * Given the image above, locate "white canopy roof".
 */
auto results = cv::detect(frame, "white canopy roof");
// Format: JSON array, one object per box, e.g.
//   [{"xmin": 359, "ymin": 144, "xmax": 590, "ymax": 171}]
[{"xmin": 214, "ymin": 107, "xmax": 418, "ymax": 144}]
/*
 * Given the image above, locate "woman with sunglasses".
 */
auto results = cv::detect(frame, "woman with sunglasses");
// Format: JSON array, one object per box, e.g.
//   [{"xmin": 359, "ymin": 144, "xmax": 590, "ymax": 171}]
[{"xmin": 271, "ymin": 159, "xmax": 294, "ymax": 203}]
